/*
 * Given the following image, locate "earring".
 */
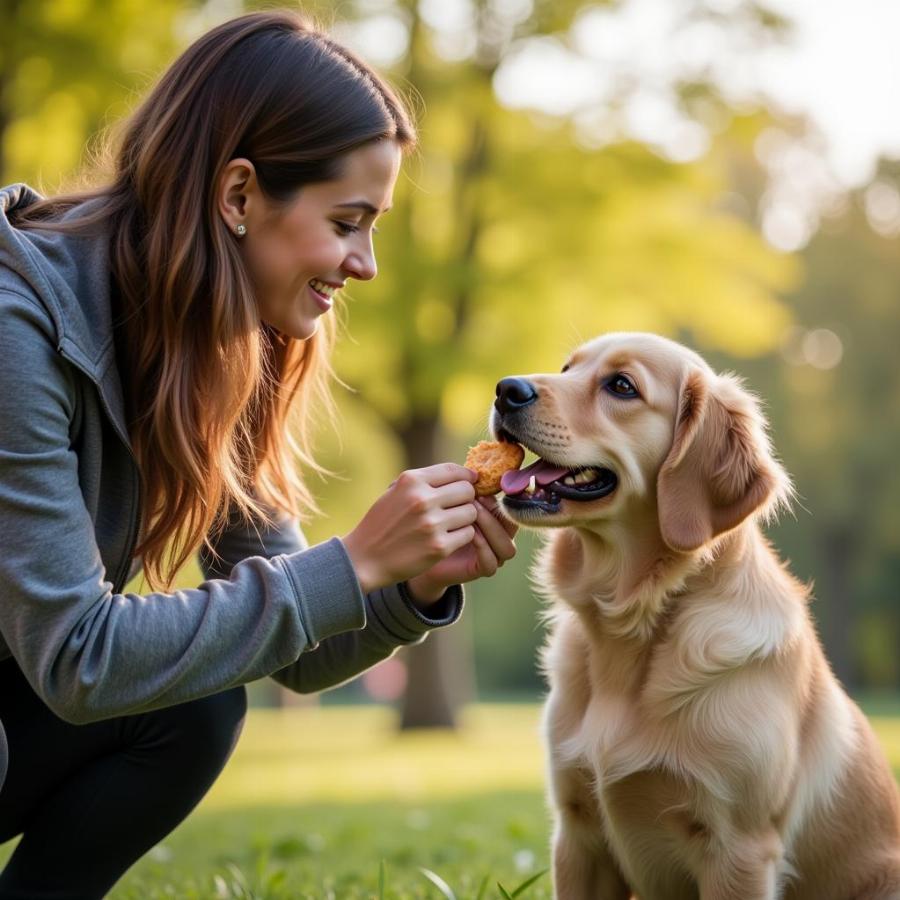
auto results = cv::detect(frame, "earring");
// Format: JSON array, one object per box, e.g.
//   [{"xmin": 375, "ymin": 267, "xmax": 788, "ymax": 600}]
[{"xmin": 235, "ymin": 223, "xmax": 247, "ymax": 236}]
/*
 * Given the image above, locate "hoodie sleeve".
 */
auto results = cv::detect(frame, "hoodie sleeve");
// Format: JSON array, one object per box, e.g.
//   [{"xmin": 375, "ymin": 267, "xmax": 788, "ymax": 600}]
[
  {"xmin": 0, "ymin": 288, "xmax": 460, "ymax": 723},
  {"xmin": 198, "ymin": 499, "xmax": 312, "ymax": 578},
  {"xmin": 270, "ymin": 581, "xmax": 462, "ymax": 695},
  {"xmin": 199, "ymin": 494, "xmax": 464, "ymax": 696}
]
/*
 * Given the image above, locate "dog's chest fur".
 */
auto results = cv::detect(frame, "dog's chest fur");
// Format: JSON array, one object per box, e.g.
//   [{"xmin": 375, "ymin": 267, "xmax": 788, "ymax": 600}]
[
  {"xmin": 544, "ymin": 614, "xmax": 725, "ymax": 897},
  {"xmin": 539, "ymin": 527, "xmax": 813, "ymax": 894}
]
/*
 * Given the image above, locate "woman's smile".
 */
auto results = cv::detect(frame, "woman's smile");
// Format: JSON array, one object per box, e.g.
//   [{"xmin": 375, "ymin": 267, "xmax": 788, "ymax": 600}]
[{"xmin": 308, "ymin": 277, "xmax": 341, "ymax": 312}]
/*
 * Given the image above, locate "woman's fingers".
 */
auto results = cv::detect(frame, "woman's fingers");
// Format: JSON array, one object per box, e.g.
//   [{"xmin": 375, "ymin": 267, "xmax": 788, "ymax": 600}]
[
  {"xmin": 418, "ymin": 462, "xmax": 478, "ymax": 489},
  {"xmin": 432, "ymin": 479, "xmax": 477, "ymax": 510},
  {"xmin": 389, "ymin": 467, "xmax": 475, "ymax": 512},
  {"xmin": 472, "ymin": 525, "xmax": 501, "ymax": 576},
  {"xmin": 474, "ymin": 499, "xmax": 517, "ymax": 563},
  {"xmin": 477, "ymin": 495, "xmax": 519, "ymax": 539},
  {"xmin": 358, "ymin": 465, "xmax": 514, "ymax": 588},
  {"xmin": 442, "ymin": 501, "xmax": 479, "ymax": 533},
  {"xmin": 445, "ymin": 525, "xmax": 477, "ymax": 555}
]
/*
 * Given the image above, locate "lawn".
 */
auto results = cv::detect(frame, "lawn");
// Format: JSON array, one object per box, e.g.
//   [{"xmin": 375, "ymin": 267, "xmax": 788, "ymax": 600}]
[{"xmin": 2, "ymin": 703, "xmax": 899, "ymax": 898}]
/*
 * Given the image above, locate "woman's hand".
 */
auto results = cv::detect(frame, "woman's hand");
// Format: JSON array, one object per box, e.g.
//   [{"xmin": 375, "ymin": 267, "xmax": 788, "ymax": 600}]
[
  {"xmin": 342, "ymin": 464, "xmax": 479, "ymax": 595},
  {"xmin": 406, "ymin": 494, "xmax": 518, "ymax": 606}
]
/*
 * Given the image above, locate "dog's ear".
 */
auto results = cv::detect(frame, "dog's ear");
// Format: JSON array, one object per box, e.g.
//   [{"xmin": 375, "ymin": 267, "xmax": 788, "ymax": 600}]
[{"xmin": 657, "ymin": 369, "xmax": 790, "ymax": 552}]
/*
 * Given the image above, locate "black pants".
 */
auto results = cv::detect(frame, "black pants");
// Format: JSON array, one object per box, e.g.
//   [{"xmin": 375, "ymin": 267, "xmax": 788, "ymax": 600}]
[{"xmin": 0, "ymin": 657, "xmax": 247, "ymax": 899}]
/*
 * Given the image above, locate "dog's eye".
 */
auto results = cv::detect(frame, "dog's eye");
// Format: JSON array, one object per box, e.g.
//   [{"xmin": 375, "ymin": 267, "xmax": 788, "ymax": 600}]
[
  {"xmin": 605, "ymin": 374, "xmax": 640, "ymax": 398},
  {"xmin": 561, "ymin": 364, "xmax": 570, "ymax": 373}
]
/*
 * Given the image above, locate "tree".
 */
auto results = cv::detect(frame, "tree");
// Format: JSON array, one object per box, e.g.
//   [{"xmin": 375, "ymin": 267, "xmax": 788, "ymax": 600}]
[
  {"xmin": 304, "ymin": 0, "xmax": 797, "ymax": 727},
  {"xmin": 729, "ymin": 160, "xmax": 900, "ymax": 690},
  {"xmin": 3, "ymin": 0, "xmax": 807, "ymax": 725},
  {"xmin": 0, "ymin": 0, "xmax": 196, "ymax": 188}
]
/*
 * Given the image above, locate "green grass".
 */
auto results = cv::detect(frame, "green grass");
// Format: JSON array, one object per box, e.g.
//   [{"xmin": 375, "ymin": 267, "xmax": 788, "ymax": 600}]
[
  {"xmin": 1, "ymin": 703, "xmax": 898, "ymax": 898},
  {"xmin": 110, "ymin": 793, "xmax": 551, "ymax": 899},
  {"xmin": 115, "ymin": 704, "xmax": 552, "ymax": 899}
]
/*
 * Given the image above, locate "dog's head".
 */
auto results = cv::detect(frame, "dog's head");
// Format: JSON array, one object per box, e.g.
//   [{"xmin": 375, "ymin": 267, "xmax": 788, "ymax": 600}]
[{"xmin": 491, "ymin": 332, "xmax": 791, "ymax": 552}]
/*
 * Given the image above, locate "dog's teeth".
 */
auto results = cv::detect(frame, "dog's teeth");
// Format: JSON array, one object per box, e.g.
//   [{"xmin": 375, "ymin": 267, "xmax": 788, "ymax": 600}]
[
  {"xmin": 525, "ymin": 475, "xmax": 537, "ymax": 494},
  {"xmin": 563, "ymin": 476, "xmax": 576, "ymax": 486}
]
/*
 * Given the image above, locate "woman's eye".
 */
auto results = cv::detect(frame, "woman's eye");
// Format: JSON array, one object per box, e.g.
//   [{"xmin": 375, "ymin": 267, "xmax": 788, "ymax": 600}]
[
  {"xmin": 333, "ymin": 220, "xmax": 360, "ymax": 236},
  {"xmin": 605, "ymin": 374, "xmax": 639, "ymax": 398}
]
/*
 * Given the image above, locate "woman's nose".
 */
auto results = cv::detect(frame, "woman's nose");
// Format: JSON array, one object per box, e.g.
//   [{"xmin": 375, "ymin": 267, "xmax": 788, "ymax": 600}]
[{"xmin": 344, "ymin": 241, "xmax": 377, "ymax": 282}]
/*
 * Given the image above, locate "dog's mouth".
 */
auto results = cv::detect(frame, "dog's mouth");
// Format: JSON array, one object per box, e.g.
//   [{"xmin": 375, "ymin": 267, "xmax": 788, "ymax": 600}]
[{"xmin": 499, "ymin": 458, "xmax": 618, "ymax": 513}]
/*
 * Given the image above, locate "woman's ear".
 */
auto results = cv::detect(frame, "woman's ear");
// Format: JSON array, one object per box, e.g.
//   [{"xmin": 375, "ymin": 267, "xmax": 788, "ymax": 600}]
[
  {"xmin": 216, "ymin": 158, "xmax": 257, "ymax": 233},
  {"xmin": 656, "ymin": 369, "xmax": 790, "ymax": 552}
]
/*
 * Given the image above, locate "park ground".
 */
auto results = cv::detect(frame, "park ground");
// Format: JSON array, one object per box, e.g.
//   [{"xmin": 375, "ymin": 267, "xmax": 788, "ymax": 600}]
[{"xmin": 2, "ymin": 702, "xmax": 899, "ymax": 898}]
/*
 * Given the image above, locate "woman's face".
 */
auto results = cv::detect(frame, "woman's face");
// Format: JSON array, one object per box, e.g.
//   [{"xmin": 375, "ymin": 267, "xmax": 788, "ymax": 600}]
[{"xmin": 232, "ymin": 140, "xmax": 402, "ymax": 340}]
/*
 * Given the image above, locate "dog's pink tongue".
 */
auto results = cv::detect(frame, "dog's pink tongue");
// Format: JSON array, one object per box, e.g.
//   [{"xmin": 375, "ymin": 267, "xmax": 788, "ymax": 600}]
[{"xmin": 501, "ymin": 459, "xmax": 570, "ymax": 495}]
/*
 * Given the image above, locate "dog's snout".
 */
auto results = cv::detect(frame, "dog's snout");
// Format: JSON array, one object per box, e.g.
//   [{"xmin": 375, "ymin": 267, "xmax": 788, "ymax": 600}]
[{"xmin": 495, "ymin": 377, "xmax": 538, "ymax": 414}]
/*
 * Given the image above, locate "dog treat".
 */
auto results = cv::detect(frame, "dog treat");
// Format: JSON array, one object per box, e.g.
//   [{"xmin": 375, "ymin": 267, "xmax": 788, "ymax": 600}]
[{"xmin": 465, "ymin": 440, "xmax": 525, "ymax": 496}]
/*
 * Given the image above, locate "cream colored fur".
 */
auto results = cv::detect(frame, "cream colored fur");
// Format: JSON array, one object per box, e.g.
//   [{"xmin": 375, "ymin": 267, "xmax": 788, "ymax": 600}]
[{"xmin": 495, "ymin": 333, "xmax": 900, "ymax": 900}]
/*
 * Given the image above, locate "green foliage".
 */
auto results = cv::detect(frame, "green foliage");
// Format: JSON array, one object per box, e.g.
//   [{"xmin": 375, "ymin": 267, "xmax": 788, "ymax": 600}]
[
  {"xmin": 6, "ymin": 0, "xmax": 894, "ymax": 698},
  {"xmin": 724, "ymin": 169, "xmax": 900, "ymax": 689},
  {"xmin": 0, "ymin": 0, "xmax": 195, "ymax": 188},
  {"xmin": 335, "ymin": 87, "xmax": 796, "ymax": 441}
]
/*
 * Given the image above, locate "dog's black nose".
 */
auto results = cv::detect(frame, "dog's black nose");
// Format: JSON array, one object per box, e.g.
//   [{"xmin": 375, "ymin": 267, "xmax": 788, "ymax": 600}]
[{"xmin": 495, "ymin": 377, "xmax": 538, "ymax": 413}]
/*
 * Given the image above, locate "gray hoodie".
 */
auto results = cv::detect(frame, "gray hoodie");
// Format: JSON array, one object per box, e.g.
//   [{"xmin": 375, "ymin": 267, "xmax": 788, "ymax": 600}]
[{"xmin": 0, "ymin": 182, "xmax": 461, "ymax": 732}]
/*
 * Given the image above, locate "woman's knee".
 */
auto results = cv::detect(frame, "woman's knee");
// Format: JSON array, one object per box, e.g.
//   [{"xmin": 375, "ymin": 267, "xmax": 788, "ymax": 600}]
[
  {"xmin": 128, "ymin": 685, "xmax": 248, "ymax": 777},
  {"xmin": 190, "ymin": 684, "xmax": 248, "ymax": 746},
  {"xmin": 179, "ymin": 686, "xmax": 248, "ymax": 767}
]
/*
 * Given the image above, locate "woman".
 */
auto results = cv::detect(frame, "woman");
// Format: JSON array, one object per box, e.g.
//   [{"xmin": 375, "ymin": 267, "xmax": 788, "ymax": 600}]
[{"xmin": 0, "ymin": 10, "xmax": 516, "ymax": 897}]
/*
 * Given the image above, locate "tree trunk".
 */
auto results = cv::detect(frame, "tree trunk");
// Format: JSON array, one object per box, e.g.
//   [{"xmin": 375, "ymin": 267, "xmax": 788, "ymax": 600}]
[
  {"xmin": 398, "ymin": 414, "xmax": 475, "ymax": 729},
  {"xmin": 394, "ymin": 1, "xmax": 492, "ymax": 730},
  {"xmin": 818, "ymin": 526, "xmax": 859, "ymax": 691}
]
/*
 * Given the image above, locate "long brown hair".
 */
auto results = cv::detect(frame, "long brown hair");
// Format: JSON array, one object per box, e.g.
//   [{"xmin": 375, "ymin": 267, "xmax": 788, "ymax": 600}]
[{"xmin": 13, "ymin": 10, "xmax": 417, "ymax": 588}]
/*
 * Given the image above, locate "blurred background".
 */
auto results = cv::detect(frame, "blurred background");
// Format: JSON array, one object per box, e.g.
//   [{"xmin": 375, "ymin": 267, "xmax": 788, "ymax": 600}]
[{"xmin": 4, "ymin": 0, "xmax": 899, "ymax": 723}]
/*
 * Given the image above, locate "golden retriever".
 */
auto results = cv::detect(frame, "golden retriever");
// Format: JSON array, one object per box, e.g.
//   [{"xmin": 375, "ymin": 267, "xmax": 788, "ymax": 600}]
[{"xmin": 490, "ymin": 332, "xmax": 900, "ymax": 900}]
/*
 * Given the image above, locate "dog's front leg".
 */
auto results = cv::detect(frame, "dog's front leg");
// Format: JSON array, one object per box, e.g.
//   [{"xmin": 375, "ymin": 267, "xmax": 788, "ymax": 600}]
[
  {"xmin": 697, "ymin": 828, "xmax": 784, "ymax": 900},
  {"xmin": 553, "ymin": 829, "xmax": 632, "ymax": 900},
  {"xmin": 551, "ymin": 766, "xmax": 632, "ymax": 900}
]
